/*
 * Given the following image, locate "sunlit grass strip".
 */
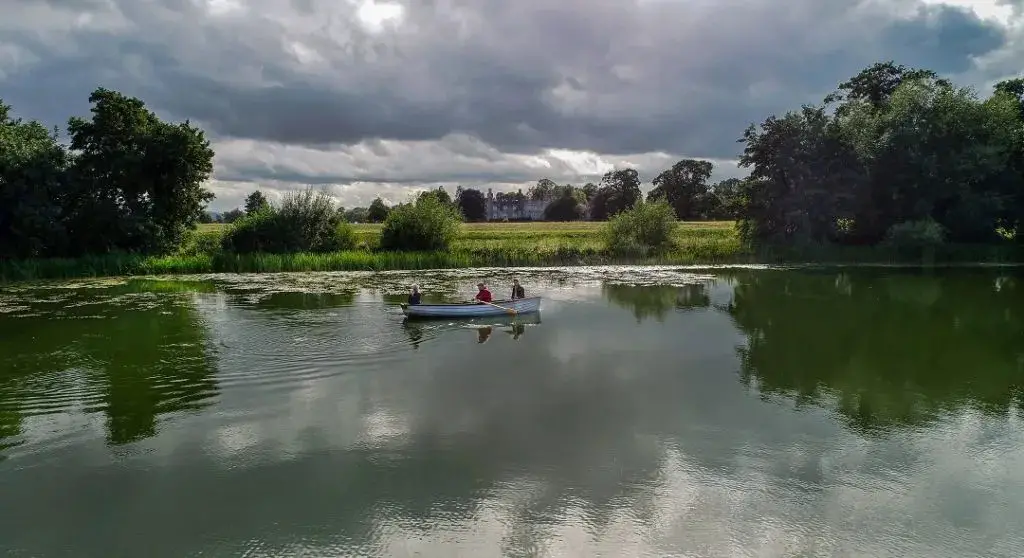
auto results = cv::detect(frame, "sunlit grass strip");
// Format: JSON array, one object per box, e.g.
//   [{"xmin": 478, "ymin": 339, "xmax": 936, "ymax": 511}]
[
  {"xmin": 3, "ymin": 222, "xmax": 1022, "ymax": 283},
  {"xmin": 0, "ymin": 244, "xmax": 751, "ymax": 282}
]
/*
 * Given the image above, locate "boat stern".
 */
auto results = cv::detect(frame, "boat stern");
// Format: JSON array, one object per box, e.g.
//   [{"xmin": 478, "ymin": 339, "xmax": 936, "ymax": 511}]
[{"xmin": 510, "ymin": 296, "xmax": 542, "ymax": 314}]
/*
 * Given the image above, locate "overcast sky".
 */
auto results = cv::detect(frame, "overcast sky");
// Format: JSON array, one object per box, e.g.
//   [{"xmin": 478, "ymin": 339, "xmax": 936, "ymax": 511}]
[{"xmin": 3, "ymin": 0, "xmax": 1023, "ymax": 211}]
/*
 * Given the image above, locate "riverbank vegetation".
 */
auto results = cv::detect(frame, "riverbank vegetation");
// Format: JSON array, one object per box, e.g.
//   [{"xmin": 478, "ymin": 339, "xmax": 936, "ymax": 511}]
[
  {"xmin": 0, "ymin": 221, "xmax": 747, "ymax": 281},
  {"xmin": 3, "ymin": 60, "xmax": 1024, "ymax": 282},
  {"xmin": 220, "ymin": 189, "xmax": 356, "ymax": 255},
  {"xmin": 5, "ymin": 220, "xmax": 1022, "ymax": 282}
]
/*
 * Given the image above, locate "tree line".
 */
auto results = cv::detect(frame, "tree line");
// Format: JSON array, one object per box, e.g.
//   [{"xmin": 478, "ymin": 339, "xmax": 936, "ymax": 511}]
[
  {"xmin": 330, "ymin": 62, "xmax": 1024, "ymax": 251},
  {"xmin": 737, "ymin": 62, "xmax": 1024, "ymax": 249},
  {"xmin": 242, "ymin": 165, "xmax": 741, "ymax": 227},
  {"xmin": 3, "ymin": 60, "xmax": 1023, "ymax": 261}
]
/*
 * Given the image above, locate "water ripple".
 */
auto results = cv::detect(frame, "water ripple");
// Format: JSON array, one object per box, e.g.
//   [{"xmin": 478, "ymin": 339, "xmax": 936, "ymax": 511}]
[{"xmin": 2, "ymin": 265, "xmax": 1022, "ymax": 558}]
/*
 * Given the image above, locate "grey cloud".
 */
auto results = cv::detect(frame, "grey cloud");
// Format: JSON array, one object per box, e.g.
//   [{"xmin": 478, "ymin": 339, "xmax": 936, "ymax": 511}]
[
  {"xmin": 0, "ymin": 0, "xmax": 1016, "ymax": 198},
  {"xmin": 879, "ymin": 6, "xmax": 1009, "ymax": 71},
  {"xmin": 207, "ymin": 134, "xmax": 705, "ymax": 188}
]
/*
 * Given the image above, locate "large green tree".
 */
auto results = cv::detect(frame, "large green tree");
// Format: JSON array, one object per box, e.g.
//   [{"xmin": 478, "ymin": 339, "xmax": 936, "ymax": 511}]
[
  {"xmin": 590, "ymin": 168, "xmax": 641, "ymax": 220},
  {"xmin": 3, "ymin": 89, "xmax": 217, "ymax": 258},
  {"xmin": 705, "ymin": 178, "xmax": 744, "ymax": 220},
  {"xmin": 63, "ymin": 88, "xmax": 215, "ymax": 254},
  {"xmin": 736, "ymin": 61, "xmax": 1024, "ymax": 248},
  {"xmin": 528, "ymin": 179, "xmax": 558, "ymax": 201},
  {"xmin": 839, "ymin": 79, "xmax": 1021, "ymax": 243},
  {"xmin": 344, "ymin": 206, "xmax": 369, "ymax": 223},
  {"xmin": 993, "ymin": 78, "xmax": 1024, "ymax": 240},
  {"xmin": 245, "ymin": 190, "xmax": 270, "ymax": 214},
  {"xmin": 544, "ymin": 191, "xmax": 585, "ymax": 221},
  {"xmin": 367, "ymin": 197, "xmax": 390, "ymax": 222},
  {"xmin": 417, "ymin": 186, "xmax": 453, "ymax": 206},
  {"xmin": 581, "ymin": 182, "xmax": 598, "ymax": 202},
  {"xmin": 0, "ymin": 102, "xmax": 69, "ymax": 258},
  {"xmin": 824, "ymin": 61, "xmax": 950, "ymax": 113},
  {"xmin": 456, "ymin": 188, "xmax": 487, "ymax": 221},
  {"xmin": 738, "ymin": 105, "xmax": 861, "ymax": 244},
  {"xmin": 647, "ymin": 159, "xmax": 714, "ymax": 220}
]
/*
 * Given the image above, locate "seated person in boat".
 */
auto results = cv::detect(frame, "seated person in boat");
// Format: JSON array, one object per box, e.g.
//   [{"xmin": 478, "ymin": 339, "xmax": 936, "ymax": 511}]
[
  {"xmin": 510, "ymin": 279, "xmax": 525, "ymax": 299},
  {"xmin": 408, "ymin": 285, "xmax": 421, "ymax": 305},
  {"xmin": 474, "ymin": 282, "xmax": 492, "ymax": 303}
]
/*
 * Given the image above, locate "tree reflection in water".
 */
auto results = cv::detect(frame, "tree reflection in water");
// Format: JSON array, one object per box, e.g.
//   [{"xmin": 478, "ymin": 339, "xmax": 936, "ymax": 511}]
[
  {"xmin": 724, "ymin": 268, "xmax": 1024, "ymax": 432},
  {"xmin": 0, "ymin": 280, "xmax": 220, "ymax": 451},
  {"xmin": 603, "ymin": 282, "xmax": 711, "ymax": 323}
]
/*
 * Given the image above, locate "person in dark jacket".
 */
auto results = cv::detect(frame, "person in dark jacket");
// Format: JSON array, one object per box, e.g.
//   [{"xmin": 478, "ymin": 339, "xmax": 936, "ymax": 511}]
[
  {"xmin": 408, "ymin": 285, "xmax": 421, "ymax": 305},
  {"xmin": 510, "ymin": 278, "xmax": 525, "ymax": 299}
]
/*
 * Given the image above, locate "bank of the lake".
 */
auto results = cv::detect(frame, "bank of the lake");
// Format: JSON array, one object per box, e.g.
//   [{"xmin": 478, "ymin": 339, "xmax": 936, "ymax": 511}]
[
  {"xmin": 2, "ymin": 221, "xmax": 1022, "ymax": 282},
  {"xmin": 5, "ymin": 245, "xmax": 1024, "ymax": 283}
]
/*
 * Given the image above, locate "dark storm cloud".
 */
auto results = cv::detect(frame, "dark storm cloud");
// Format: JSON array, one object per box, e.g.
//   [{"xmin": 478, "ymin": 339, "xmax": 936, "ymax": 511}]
[{"xmin": 0, "ymin": 0, "xmax": 1013, "ymax": 161}]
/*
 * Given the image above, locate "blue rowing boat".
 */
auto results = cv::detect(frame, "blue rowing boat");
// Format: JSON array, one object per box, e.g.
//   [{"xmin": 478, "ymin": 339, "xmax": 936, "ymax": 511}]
[{"xmin": 400, "ymin": 297, "xmax": 542, "ymax": 318}]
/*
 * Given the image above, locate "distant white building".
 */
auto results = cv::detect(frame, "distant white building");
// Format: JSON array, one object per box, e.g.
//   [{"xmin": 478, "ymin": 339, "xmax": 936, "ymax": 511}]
[{"xmin": 485, "ymin": 189, "xmax": 547, "ymax": 221}]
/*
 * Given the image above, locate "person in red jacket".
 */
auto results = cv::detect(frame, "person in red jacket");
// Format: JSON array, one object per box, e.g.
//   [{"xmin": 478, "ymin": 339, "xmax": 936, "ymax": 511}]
[{"xmin": 474, "ymin": 282, "xmax": 492, "ymax": 303}]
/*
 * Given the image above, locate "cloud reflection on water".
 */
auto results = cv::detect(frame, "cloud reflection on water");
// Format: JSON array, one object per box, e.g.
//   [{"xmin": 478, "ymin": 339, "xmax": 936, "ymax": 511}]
[{"xmin": 0, "ymin": 267, "xmax": 1022, "ymax": 557}]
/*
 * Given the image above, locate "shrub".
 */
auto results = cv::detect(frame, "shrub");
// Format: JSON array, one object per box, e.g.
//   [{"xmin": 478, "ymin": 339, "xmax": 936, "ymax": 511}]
[
  {"xmin": 220, "ymin": 208, "xmax": 280, "ymax": 253},
  {"xmin": 221, "ymin": 188, "xmax": 356, "ymax": 254},
  {"xmin": 332, "ymin": 220, "xmax": 357, "ymax": 251},
  {"xmin": 602, "ymin": 199, "xmax": 678, "ymax": 253},
  {"xmin": 379, "ymin": 194, "xmax": 462, "ymax": 251},
  {"xmin": 883, "ymin": 218, "xmax": 945, "ymax": 256},
  {"xmin": 177, "ymin": 228, "xmax": 224, "ymax": 256},
  {"xmin": 275, "ymin": 188, "xmax": 348, "ymax": 250}
]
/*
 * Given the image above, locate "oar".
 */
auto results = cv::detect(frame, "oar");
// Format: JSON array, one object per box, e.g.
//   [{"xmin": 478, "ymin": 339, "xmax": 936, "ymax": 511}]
[{"xmin": 479, "ymin": 299, "xmax": 518, "ymax": 316}]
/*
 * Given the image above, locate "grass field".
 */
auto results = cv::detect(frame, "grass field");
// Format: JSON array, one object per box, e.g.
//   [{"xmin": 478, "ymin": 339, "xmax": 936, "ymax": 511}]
[
  {"xmin": 1, "ymin": 221, "xmax": 747, "ymax": 282},
  {"xmin": 195, "ymin": 220, "xmax": 744, "ymax": 264},
  {"xmin": 198, "ymin": 221, "xmax": 739, "ymax": 253},
  {"xmin": 3, "ymin": 221, "xmax": 1021, "ymax": 283}
]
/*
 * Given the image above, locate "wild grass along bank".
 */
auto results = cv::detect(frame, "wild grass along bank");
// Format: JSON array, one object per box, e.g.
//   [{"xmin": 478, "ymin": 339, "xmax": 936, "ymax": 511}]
[
  {"xmin": 2, "ymin": 221, "xmax": 748, "ymax": 282},
  {"xmin": 3, "ymin": 220, "xmax": 1021, "ymax": 283}
]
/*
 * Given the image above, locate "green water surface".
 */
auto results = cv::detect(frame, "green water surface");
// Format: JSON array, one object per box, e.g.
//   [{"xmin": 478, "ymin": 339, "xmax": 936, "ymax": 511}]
[{"xmin": 1, "ymin": 266, "xmax": 1022, "ymax": 557}]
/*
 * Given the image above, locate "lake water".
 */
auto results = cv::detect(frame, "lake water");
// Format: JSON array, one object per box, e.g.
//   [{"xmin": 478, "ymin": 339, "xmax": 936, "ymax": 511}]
[{"xmin": 1, "ymin": 266, "xmax": 1023, "ymax": 557}]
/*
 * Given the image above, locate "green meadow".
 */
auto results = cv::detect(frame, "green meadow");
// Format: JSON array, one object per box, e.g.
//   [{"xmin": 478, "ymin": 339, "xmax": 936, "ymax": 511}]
[{"xmin": 1, "ymin": 221, "xmax": 748, "ymax": 282}]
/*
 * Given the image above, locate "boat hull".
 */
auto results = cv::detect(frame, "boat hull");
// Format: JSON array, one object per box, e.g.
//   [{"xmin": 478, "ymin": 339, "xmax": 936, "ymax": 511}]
[{"xmin": 401, "ymin": 297, "xmax": 542, "ymax": 318}]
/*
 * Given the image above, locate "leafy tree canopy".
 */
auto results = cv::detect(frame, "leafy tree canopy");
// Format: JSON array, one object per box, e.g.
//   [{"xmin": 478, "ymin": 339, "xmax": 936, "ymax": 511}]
[{"xmin": 2, "ymin": 88, "xmax": 215, "ymax": 258}]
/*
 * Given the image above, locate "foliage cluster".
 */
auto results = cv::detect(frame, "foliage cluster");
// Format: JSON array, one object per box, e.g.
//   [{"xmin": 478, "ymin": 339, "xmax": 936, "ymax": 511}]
[
  {"xmin": 736, "ymin": 62, "xmax": 1024, "ymax": 252},
  {"xmin": 1, "ymin": 89, "xmax": 214, "ymax": 259},
  {"xmin": 379, "ymin": 193, "xmax": 463, "ymax": 251},
  {"xmin": 221, "ymin": 188, "xmax": 356, "ymax": 254},
  {"xmin": 602, "ymin": 199, "xmax": 679, "ymax": 253}
]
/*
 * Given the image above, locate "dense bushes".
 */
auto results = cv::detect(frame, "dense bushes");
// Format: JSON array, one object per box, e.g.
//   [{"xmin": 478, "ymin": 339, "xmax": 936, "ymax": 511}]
[
  {"xmin": 379, "ymin": 194, "xmax": 462, "ymax": 251},
  {"xmin": 883, "ymin": 218, "xmax": 945, "ymax": 257},
  {"xmin": 217, "ymin": 188, "xmax": 462, "ymax": 255},
  {"xmin": 602, "ymin": 199, "xmax": 678, "ymax": 253},
  {"xmin": 221, "ymin": 189, "xmax": 356, "ymax": 254},
  {"xmin": 177, "ymin": 227, "xmax": 225, "ymax": 257}
]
